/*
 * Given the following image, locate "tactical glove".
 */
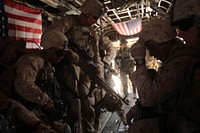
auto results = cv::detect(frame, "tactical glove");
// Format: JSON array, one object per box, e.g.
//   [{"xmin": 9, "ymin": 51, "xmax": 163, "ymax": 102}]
[{"xmin": 65, "ymin": 49, "xmax": 79, "ymax": 64}]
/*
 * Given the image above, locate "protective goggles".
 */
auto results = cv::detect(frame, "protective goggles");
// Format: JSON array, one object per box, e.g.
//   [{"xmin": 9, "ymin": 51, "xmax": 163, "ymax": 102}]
[{"xmin": 54, "ymin": 41, "xmax": 68, "ymax": 57}]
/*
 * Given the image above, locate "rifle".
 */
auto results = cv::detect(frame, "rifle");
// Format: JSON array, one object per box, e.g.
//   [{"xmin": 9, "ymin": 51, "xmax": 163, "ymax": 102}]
[
  {"xmin": 67, "ymin": 43, "xmax": 129, "ymax": 106},
  {"xmin": 41, "ymin": 77, "xmax": 67, "ymax": 123}
]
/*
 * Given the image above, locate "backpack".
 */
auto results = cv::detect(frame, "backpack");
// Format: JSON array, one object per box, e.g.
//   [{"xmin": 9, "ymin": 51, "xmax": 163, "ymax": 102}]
[
  {"xmin": 174, "ymin": 56, "xmax": 200, "ymax": 132},
  {"xmin": 161, "ymin": 47, "xmax": 200, "ymax": 133},
  {"xmin": 0, "ymin": 38, "xmax": 26, "ymax": 97}
]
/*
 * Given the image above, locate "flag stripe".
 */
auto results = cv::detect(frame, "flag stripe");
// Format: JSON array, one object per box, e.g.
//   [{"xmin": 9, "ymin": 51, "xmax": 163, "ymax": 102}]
[
  {"xmin": 8, "ymin": 24, "xmax": 42, "ymax": 34},
  {"xmin": 112, "ymin": 24, "xmax": 122, "ymax": 34},
  {"xmin": 123, "ymin": 23, "xmax": 130, "ymax": 36},
  {"xmin": 130, "ymin": 29, "xmax": 134, "ymax": 35},
  {"xmin": 4, "ymin": 0, "xmax": 42, "ymax": 49},
  {"xmin": 4, "ymin": 3, "xmax": 42, "ymax": 17},
  {"xmin": 6, "ymin": 12, "xmax": 42, "ymax": 25},
  {"xmin": 8, "ymin": 30, "xmax": 41, "ymax": 42},
  {"xmin": 7, "ymin": 17, "xmax": 42, "ymax": 30},
  {"xmin": 112, "ymin": 18, "xmax": 142, "ymax": 36},
  {"xmin": 118, "ymin": 23, "xmax": 126, "ymax": 36},
  {"xmin": 26, "ymin": 42, "xmax": 41, "ymax": 49}
]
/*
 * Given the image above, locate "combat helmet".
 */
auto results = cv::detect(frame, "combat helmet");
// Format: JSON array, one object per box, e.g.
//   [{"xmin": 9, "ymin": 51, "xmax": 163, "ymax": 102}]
[
  {"xmin": 139, "ymin": 17, "xmax": 177, "ymax": 44},
  {"xmin": 80, "ymin": 0, "xmax": 103, "ymax": 18},
  {"xmin": 40, "ymin": 31, "xmax": 68, "ymax": 50},
  {"xmin": 171, "ymin": 0, "xmax": 200, "ymax": 30}
]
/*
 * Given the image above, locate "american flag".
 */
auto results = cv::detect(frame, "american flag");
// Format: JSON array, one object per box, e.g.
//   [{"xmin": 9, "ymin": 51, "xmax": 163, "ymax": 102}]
[
  {"xmin": 4, "ymin": 0, "xmax": 42, "ymax": 49},
  {"xmin": 112, "ymin": 18, "xmax": 142, "ymax": 36}
]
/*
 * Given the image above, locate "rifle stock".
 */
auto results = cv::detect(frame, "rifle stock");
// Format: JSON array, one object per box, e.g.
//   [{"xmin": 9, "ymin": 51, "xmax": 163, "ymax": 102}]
[{"xmin": 68, "ymin": 43, "xmax": 129, "ymax": 105}]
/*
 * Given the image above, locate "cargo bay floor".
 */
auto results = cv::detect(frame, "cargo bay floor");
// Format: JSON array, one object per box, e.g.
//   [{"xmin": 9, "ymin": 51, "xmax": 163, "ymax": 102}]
[{"xmin": 97, "ymin": 93, "xmax": 137, "ymax": 133}]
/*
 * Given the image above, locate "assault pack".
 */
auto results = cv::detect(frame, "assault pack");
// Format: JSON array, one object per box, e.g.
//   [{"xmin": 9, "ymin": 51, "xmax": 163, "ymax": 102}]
[
  {"xmin": 0, "ymin": 39, "xmax": 26, "ymax": 75},
  {"xmin": 164, "ymin": 46, "xmax": 200, "ymax": 125},
  {"xmin": 0, "ymin": 38, "xmax": 27, "ymax": 97}
]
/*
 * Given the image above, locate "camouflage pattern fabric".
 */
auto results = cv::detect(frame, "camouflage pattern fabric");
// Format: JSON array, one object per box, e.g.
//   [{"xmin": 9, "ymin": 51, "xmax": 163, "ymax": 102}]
[
  {"xmin": 139, "ymin": 17, "xmax": 177, "ymax": 44},
  {"xmin": 55, "ymin": 61, "xmax": 82, "ymax": 133},
  {"xmin": 14, "ymin": 52, "xmax": 52, "ymax": 106},
  {"xmin": 131, "ymin": 40, "xmax": 200, "ymax": 132},
  {"xmin": 116, "ymin": 46, "xmax": 135, "ymax": 97},
  {"xmin": 116, "ymin": 46, "xmax": 135, "ymax": 74},
  {"xmin": 43, "ymin": 15, "xmax": 103, "ymax": 133},
  {"xmin": 172, "ymin": 0, "xmax": 200, "ymax": 24},
  {"xmin": 80, "ymin": 0, "xmax": 103, "ymax": 17}
]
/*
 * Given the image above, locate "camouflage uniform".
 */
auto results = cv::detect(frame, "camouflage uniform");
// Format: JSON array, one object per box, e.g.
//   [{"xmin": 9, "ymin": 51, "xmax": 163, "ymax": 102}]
[
  {"xmin": 55, "ymin": 59, "xmax": 82, "ymax": 133},
  {"xmin": 14, "ymin": 31, "xmax": 71, "ymax": 133},
  {"xmin": 94, "ymin": 36, "xmax": 128, "ymax": 130},
  {"xmin": 0, "ymin": 91, "xmax": 52, "ymax": 133},
  {"xmin": 0, "ymin": 38, "xmax": 65, "ymax": 133},
  {"xmin": 98, "ymin": 36, "xmax": 116, "ymax": 101},
  {"xmin": 115, "ymin": 44, "xmax": 136, "ymax": 98},
  {"xmin": 0, "ymin": 92, "xmax": 41, "ymax": 128},
  {"xmin": 128, "ymin": 18, "xmax": 200, "ymax": 132},
  {"xmin": 66, "ymin": 18, "xmax": 104, "ymax": 133},
  {"xmin": 94, "ymin": 36, "xmax": 115, "ymax": 132},
  {"xmin": 14, "ymin": 52, "xmax": 53, "ymax": 106},
  {"xmin": 14, "ymin": 51, "xmax": 71, "ymax": 133},
  {"xmin": 130, "ymin": 40, "xmax": 200, "ymax": 133},
  {"xmin": 42, "ymin": 2, "xmax": 104, "ymax": 132},
  {"xmin": 99, "ymin": 36, "xmax": 116, "ymax": 65}
]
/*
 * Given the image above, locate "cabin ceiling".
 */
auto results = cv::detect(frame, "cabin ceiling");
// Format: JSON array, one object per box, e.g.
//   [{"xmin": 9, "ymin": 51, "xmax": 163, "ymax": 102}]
[{"xmin": 13, "ymin": 0, "xmax": 173, "ymax": 41}]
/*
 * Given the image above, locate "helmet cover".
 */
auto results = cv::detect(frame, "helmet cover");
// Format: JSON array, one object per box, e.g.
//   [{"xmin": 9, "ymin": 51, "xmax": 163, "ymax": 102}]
[
  {"xmin": 140, "ymin": 17, "xmax": 177, "ymax": 43},
  {"xmin": 172, "ymin": 0, "xmax": 200, "ymax": 25},
  {"xmin": 41, "ymin": 31, "xmax": 68, "ymax": 50}
]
